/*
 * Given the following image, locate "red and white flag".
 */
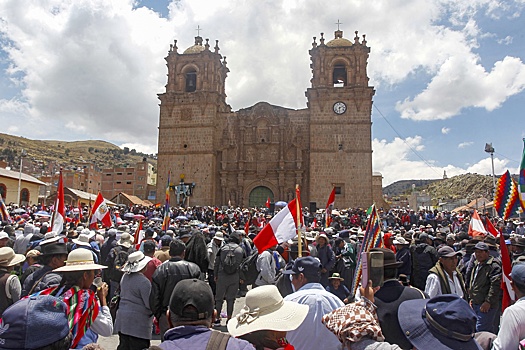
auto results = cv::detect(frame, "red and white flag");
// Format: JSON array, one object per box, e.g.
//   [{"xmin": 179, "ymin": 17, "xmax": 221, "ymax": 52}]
[
  {"xmin": 468, "ymin": 209, "xmax": 487, "ymax": 237},
  {"xmin": 311, "ymin": 217, "xmax": 318, "ymax": 229},
  {"xmin": 89, "ymin": 192, "xmax": 113, "ymax": 229},
  {"xmin": 134, "ymin": 219, "xmax": 144, "ymax": 249},
  {"xmin": 50, "ymin": 170, "xmax": 65, "ymax": 234},
  {"xmin": 325, "ymin": 187, "xmax": 336, "ymax": 227},
  {"xmin": 484, "ymin": 218, "xmax": 499, "ymax": 238},
  {"xmin": 265, "ymin": 197, "xmax": 271, "ymax": 209},
  {"xmin": 500, "ymin": 232, "xmax": 515, "ymax": 311},
  {"xmin": 253, "ymin": 198, "xmax": 302, "ymax": 252}
]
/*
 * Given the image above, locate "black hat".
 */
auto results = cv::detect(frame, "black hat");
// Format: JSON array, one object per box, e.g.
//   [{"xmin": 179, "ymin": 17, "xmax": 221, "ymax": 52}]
[
  {"xmin": 474, "ymin": 242, "xmax": 489, "ymax": 251},
  {"xmin": 40, "ymin": 243, "xmax": 68, "ymax": 256},
  {"xmin": 438, "ymin": 246, "xmax": 461, "ymax": 258},
  {"xmin": 282, "ymin": 256, "xmax": 321, "ymax": 279},
  {"xmin": 169, "ymin": 279, "xmax": 214, "ymax": 321},
  {"xmin": 370, "ymin": 247, "xmax": 403, "ymax": 269}
]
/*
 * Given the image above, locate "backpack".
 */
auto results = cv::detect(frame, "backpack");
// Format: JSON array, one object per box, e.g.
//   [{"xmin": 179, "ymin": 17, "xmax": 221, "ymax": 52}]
[
  {"xmin": 109, "ymin": 246, "xmax": 131, "ymax": 281},
  {"xmin": 221, "ymin": 244, "xmax": 240, "ymax": 275},
  {"xmin": 239, "ymin": 249, "xmax": 259, "ymax": 284}
]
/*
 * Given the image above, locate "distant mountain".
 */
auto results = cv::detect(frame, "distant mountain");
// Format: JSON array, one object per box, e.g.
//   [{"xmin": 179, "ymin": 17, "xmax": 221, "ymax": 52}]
[
  {"xmin": 0, "ymin": 133, "xmax": 156, "ymax": 175},
  {"xmin": 383, "ymin": 179, "xmax": 439, "ymax": 197}
]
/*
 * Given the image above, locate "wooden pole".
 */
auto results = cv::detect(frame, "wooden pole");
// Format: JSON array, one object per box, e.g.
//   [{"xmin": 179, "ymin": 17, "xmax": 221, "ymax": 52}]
[{"xmin": 296, "ymin": 184, "xmax": 302, "ymax": 257}]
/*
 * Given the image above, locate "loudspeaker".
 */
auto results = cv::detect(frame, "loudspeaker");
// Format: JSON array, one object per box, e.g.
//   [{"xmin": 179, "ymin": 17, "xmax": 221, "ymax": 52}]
[{"xmin": 309, "ymin": 202, "xmax": 317, "ymax": 213}]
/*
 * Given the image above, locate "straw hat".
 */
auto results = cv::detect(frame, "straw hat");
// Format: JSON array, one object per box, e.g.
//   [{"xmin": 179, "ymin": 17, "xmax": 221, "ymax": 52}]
[
  {"xmin": 227, "ymin": 285, "xmax": 308, "ymax": 337},
  {"xmin": 121, "ymin": 251, "xmax": 152, "ymax": 274},
  {"xmin": 53, "ymin": 249, "xmax": 107, "ymax": 272},
  {"xmin": 0, "ymin": 247, "xmax": 26, "ymax": 267},
  {"xmin": 72, "ymin": 233, "xmax": 92, "ymax": 247},
  {"xmin": 329, "ymin": 272, "xmax": 344, "ymax": 281}
]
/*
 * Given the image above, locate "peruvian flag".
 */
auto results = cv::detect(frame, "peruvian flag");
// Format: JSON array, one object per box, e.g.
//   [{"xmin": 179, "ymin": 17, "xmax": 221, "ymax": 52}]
[
  {"xmin": 134, "ymin": 219, "xmax": 144, "ymax": 249},
  {"xmin": 325, "ymin": 187, "xmax": 336, "ymax": 227},
  {"xmin": 89, "ymin": 192, "xmax": 113, "ymax": 229},
  {"xmin": 244, "ymin": 216, "xmax": 250, "ymax": 234},
  {"xmin": 500, "ymin": 232, "xmax": 515, "ymax": 311},
  {"xmin": 468, "ymin": 209, "xmax": 487, "ymax": 237},
  {"xmin": 253, "ymin": 198, "xmax": 302, "ymax": 252},
  {"xmin": 311, "ymin": 217, "xmax": 318, "ymax": 229},
  {"xmin": 265, "ymin": 197, "xmax": 271, "ymax": 209},
  {"xmin": 50, "ymin": 170, "xmax": 65, "ymax": 234},
  {"xmin": 115, "ymin": 211, "xmax": 124, "ymax": 225},
  {"xmin": 484, "ymin": 218, "xmax": 499, "ymax": 238}
]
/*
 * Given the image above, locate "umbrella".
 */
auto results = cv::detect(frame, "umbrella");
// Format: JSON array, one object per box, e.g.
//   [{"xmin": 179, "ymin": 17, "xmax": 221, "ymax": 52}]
[
  {"xmin": 275, "ymin": 201, "xmax": 287, "ymax": 207},
  {"xmin": 150, "ymin": 217, "xmax": 163, "ymax": 222},
  {"xmin": 12, "ymin": 208, "xmax": 26, "ymax": 214},
  {"xmin": 123, "ymin": 212, "xmax": 135, "ymax": 218},
  {"xmin": 35, "ymin": 210, "xmax": 51, "ymax": 217},
  {"xmin": 134, "ymin": 214, "xmax": 146, "ymax": 220},
  {"xmin": 175, "ymin": 215, "xmax": 188, "ymax": 220}
]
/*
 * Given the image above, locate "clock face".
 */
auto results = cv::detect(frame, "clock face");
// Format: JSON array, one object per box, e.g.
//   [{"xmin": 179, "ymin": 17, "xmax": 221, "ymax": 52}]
[{"xmin": 333, "ymin": 101, "xmax": 346, "ymax": 115}]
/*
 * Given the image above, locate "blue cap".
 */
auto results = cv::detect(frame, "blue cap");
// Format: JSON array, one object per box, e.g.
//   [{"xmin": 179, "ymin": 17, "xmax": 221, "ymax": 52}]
[
  {"xmin": 0, "ymin": 295, "xmax": 70, "ymax": 349},
  {"xmin": 511, "ymin": 264, "xmax": 525, "ymax": 286},
  {"xmin": 282, "ymin": 256, "xmax": 321, "ymax": 278}
]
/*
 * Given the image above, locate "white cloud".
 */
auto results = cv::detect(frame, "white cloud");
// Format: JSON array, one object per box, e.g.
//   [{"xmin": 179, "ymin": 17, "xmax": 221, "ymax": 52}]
[
  {"xmin": 498, "ymin": 35, "xmax": 513, "ymax": 45},
  {"xmin": 441, "ymin": 127, "xmax": 451, "ymax": 134},
  {"xmin": 373, "ymin": 136, "xmax": 516, "ymax": 186},
  {"xmin": 120, "ymin": 142, "xmax": 157, "ymax": 155},
  {"xmin": 458, "ymin": 141, "xmax": 474, "ymax": 148}
]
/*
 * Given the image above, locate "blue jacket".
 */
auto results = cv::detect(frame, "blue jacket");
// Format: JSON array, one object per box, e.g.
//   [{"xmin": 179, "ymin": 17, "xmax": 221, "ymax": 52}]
[{"xmin": 159, "ymin": 325, "xmax": 254, "ymax": 350}]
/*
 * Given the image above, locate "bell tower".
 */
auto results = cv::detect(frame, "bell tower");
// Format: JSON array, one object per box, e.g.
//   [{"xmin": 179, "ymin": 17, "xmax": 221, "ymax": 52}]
[
  {"xmin": 306, "ymin": 27, "xmax": 375, "ymax": 208},
  {"xmin": 157, "ymin": 34, "xmax": 230, "ymax": 205}
]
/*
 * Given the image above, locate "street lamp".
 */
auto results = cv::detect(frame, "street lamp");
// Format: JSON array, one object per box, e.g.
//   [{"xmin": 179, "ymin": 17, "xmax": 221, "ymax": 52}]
[
  {"xmin": 484, "ymin": 143, "xmax": 495, "ymax": 216},
  {"xmin": 16, "ymin": 149, "xmax": 27, "ymax": 206}
]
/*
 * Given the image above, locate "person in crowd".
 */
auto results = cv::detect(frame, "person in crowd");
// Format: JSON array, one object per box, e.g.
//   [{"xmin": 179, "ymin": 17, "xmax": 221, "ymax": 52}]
[
  {"xmin": 22, "ymin": 241, "xmax": 68, "ymax": 296},
  {"xmin": 315, "ymin": 232, "xmax": 336, "ymax": 287},
  {"xmin": 425, "ymin": 245, "xmax": 466, "ymax": 298},
  {"xmin": 372, "ymin": 247, "xmax": 426, "ymax": 350},
  {"xmin": 511, "ymin": 236, "xmax": 525, "ymax": 265},
  {"xmin": 323, "ymin": 284, "xmax": 483, "ymax": 350},
  {"xmin": 20, "ymin": 249, "xmax": 42, "ymax": 285},
  {"xmin": 183, "ymin": 229, "xmax": 209, "ymax": 276},
  {"xmin": 155, "ymin": 235, "xmax": 172, "ymax": 263},
  {"xmin": 106, "ymin": 232, "xmax": 135, "ymax": 299},
  {"xmin": 492, "ymin": 263, "xmax": 525, "ymax": 349},
  {"xmin": 393, "ymin": 236, "xmax": 411, "ymax": 280},
  {"xmin": 34, "ymin": 248, "xmax": 113, "ymax": 349},
  {"xmin": 115, "ymin": 251, "xmax": 154, "ymax": 350},
  {"xmin": 13, "ymin": 222, "xmax": 33, "ymax": 254},
  {"xmin": 325, "ymin": 272, "xmax": 350, "ymax": 303},
  {"xmin": 150, "ymin": 238, "xmax": 201, "ymax": 340},
  {"xmin": 0, "ymin": 295, "xmax": 72, "ymax": 350},
  {"xmin": 255, "ymin": 244, "xmax": 277, "ymax": 287},
  {"xmin": 410, "ymin": 232, "xmax": 438, "ymax": 290},
  {"xmin": 142, "ymin": 240, "xmax": 162, "ymax": 282},
  {"xmin": 468, "ymin": 242, "xmax": 502, "ymax": 333},
  {"xmin": 0, "ymin": 231, "xmax": 11, "ymax": 248},
  {"xmin": 207, "ymin": 231, "xmax": 224, "ymax": 294},
  {"xmin": 0, "ymin": 247, "xmax": 25, "ymax": 317},
  {"xmin": 227, "ymin": 285, "xmax": 308, "ymax": 350},
  {"xmin": 282, "ymin": 256, "xmax": 344, "ymax": 350},
  {"xmin": 214, "ymin": 231, "xmax": 244, "ymax": 325},
  {"xmin": 158, "ymin": 278, "xmax": 255, "ymax": 350}
]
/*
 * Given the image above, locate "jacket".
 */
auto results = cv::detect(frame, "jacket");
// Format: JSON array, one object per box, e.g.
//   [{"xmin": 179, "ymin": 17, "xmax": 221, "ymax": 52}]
[
  {"xmin": 468, "ymin": 256, "xmax": 502, "ymax": 307},
  {"xmin": 150, "ymin": 257, "xmax": 201, "ymax": 319},
  {"xmin": 410, "ymin": 243, "xmax": 438, "ymax": 290},
  {"xmin": 428, "ymin": 262, "xmax": 467, "ymax": 299},
  {"xmin": 159, "ymin": 325, "xmax": 254, "ymax": 350}
]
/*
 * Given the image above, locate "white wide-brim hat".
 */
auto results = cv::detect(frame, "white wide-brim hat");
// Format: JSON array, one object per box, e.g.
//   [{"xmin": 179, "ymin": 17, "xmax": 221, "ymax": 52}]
[
  {"xmin": 54, "ymin": 248, "xmax": 107, "ymax": 272},
  {"xmin": 227, "ymin": 285, "xmax": 308, "ymax": 337},
  {"xmin": 72, "ymin": 233, "xmax": 92, "ymax": 247},
  {"xmin": 121, "ymin": 251, "xmax": 152, "ymax": 273},
  {"xmin": 0, "ymin": 247, "xmax": 26, "ymax": 267}
]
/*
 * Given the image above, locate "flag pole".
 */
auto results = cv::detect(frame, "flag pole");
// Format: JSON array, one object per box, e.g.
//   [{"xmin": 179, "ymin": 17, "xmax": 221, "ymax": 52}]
[{"xmin": 296, "ymin": 184, "xmax": 302, "ymax": 257}]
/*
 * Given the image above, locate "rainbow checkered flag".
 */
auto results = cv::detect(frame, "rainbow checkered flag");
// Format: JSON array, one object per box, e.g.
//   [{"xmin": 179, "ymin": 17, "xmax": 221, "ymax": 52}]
[
  {"xmin": 0, "ymin": 197, "xmax": 11, "ymax": 223},
  {"xmin": 519, "ymin": 139, "xmax": 525, "ymax": 210},
  {"xmin": 494, "ymin": 170, "xmax": 524, "ymax": 220},
  {"xmin": 162, "ymin": 171, "xmax": 171, "ymax": 231},
  {"xmin": 351, "ymin": 204, "xmax": 382, "ymax": 296}
]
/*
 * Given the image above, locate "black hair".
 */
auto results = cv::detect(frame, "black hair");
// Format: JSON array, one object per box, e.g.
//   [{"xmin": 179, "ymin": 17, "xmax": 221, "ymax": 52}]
[
  {"xmin": 384, "ymin": 267, "xmax": 398, "ymax": 280},
  {"xmin": 238, "ymin": 330, "xmax": 280, "ymax": 350},
  {"xmin": 34, "ymin": 332, "xmax": 72, "ymax": 350},
  {"xmin": 169, "ymin": 239, "xmax": 186, "ymax": 257}
]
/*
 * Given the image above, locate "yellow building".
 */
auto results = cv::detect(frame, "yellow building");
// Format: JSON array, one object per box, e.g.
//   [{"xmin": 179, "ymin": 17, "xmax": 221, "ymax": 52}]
[{"xmin": 0, "ymin": 167, "xmax": 45, "ymax": 206}]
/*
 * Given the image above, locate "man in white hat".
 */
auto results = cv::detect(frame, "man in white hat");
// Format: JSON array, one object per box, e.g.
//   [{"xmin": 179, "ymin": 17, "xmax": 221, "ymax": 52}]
[
  {"xmin": 207, "ymin": 231, "xmax": 224, "ymax": 294},
  {"xmin": 105, "ymin": 232, "xmax": 135, "ymax": 299},
  {"xmin": 0, "ymin": 247, "xmax": 26, "ymax": 317}
]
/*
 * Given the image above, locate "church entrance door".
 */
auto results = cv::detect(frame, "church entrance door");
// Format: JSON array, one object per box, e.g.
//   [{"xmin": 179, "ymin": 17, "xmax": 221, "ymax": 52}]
[{"xmin": 249, "ymin": 186, "xmax": 273, "ymax": 207}]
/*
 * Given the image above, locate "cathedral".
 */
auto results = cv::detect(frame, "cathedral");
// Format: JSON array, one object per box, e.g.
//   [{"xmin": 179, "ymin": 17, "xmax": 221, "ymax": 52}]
[{"xmin": 156, "ymin": 27, "xmax": 383, "ymax": 209}]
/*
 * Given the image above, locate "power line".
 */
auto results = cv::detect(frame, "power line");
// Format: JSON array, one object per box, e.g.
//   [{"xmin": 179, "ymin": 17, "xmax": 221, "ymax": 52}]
[{"xmin": 373, "ymin": 104, "xmax": 442, "ymax": 177}]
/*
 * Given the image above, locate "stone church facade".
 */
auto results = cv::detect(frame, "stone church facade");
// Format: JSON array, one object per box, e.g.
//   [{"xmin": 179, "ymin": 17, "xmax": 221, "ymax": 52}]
[{"xmin": 157, "ymin": 28, "xmax": 382, "ymax": 208}]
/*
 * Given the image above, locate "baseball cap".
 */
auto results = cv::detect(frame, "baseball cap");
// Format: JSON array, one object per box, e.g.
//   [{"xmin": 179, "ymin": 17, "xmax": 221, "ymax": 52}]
[
  {"xmin": 169, "ymin": 279, "xmax": 214, "ymax": 322},
  {"xmin": 474, "ymin": 242, "xmax": 489, "ymax": 251},
  {"xmin": 511, "ymin": 264, "xmax": 525, "ymax": 286},
  {"xmin": 282, "ymin": 256, "xmax": 321, "ymax": 279},
  {"xmin": 0, "ymin": 295, "xmax": 70, "ymax": 349},
  {"xmin": 438, "ymin": 246, "xmax": 461, "ymax": 258}
]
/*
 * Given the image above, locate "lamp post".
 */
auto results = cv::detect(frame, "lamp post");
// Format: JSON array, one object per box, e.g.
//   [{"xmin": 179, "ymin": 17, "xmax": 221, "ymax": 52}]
[
  {"xmin": 484, "ymin": 143, "xmax": 495, "ymax": 216},
  {"xmin": 16, "ymin": 149, "xmax": 27, "ymax": 206}
]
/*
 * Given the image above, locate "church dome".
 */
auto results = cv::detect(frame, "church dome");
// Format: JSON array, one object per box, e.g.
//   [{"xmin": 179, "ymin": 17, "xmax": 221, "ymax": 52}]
[
  {"xmin": 326, "ymin": 30, "xmax": 352, "ymax": 47},
  {"xmin": 183, "ymin": 36, "xmax": 205, "ymax": 54}
]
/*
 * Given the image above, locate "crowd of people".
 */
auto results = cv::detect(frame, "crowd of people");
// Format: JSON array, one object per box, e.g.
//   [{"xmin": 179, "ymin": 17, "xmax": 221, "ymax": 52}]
[{"xmin": 0, "ymin": 203, "xmax": 524, "ymax": 349}]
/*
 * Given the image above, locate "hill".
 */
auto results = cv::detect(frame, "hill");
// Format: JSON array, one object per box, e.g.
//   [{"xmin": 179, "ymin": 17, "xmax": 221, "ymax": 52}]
[
  {"xmin": 0, "ymin": 133, "xmax": 156, "ymax": 173},
  {"xmin": 383, "ymin": 179, "xmax": 439, "ymax": 197}
]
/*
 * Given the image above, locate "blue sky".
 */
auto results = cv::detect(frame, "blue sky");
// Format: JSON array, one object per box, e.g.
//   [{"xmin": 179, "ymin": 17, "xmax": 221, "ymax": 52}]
[{"xmin": 0, "ymin": 0, "xmax": 524, "ymax": 186}]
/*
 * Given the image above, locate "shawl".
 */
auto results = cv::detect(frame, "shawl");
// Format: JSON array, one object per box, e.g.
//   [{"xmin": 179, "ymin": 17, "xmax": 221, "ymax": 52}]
[{"xmin": 34, "ymin": 285, "xmax": 99, "ymax": 348}]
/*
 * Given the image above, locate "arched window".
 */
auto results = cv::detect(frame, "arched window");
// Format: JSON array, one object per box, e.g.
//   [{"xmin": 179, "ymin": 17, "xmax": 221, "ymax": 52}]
[
  {"xmin": 333, "ymin": 64, "xmax": 347, "ymax": 87},
  {"xmin": 20, "ymin": 188, "xmax": 30, "ymax": 205},
  {"xmin": 185, "ymin": 69, "xmax": 197, "ymax": 92},
  {"xmin": 0, "ymin": 184, "xmax": 6, "ymax": 200}
]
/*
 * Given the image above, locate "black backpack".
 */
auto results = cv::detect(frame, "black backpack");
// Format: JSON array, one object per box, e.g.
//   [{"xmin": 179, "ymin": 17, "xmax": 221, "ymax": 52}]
[
  {"xmin": 109, "ymin": 246, "xmax": 131, "ymax": 281},
  {"xmin": 239, "ymin": 248, "xmax": 259, "ymax": 284},
  {"xmin": 221, "ymin": 244, "xmax": 240, "ymax": 275}
]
